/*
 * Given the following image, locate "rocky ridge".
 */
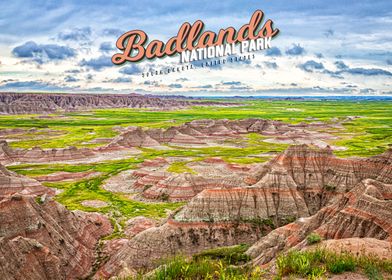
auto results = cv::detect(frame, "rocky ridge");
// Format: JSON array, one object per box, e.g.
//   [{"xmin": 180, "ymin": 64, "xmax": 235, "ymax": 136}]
[
  {"xmin": 0, "ymin": 92, "xmax": 236, "ymax": 114},
  {"xmin": 0, "ymin": 163, "xmax": 112, "ymax": 280},
  {"xmin": 108, "ymin": 118, "xmax": 338, "ymax": 149},
  {"xmin": 0, "ymin": 163, "xmax": 53, "ymax": 198}
]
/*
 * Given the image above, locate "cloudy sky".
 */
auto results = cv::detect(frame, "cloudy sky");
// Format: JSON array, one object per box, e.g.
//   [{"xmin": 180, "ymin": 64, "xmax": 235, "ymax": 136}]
[{"xmin": 0, "ymin": 0, "xmax": 391, "ymax": 96}]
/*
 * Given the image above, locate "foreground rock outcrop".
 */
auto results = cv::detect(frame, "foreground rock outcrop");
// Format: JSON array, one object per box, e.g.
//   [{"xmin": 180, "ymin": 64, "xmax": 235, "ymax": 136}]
[
  {"xmin": 246, "ymin": 178, "xmax": 392, "ymax": 265},
  {"xmin": 0, "ymin": 195, "xmax": 112, "ymax": 280},
  {"xmin": 0, "ymin": 164, "xmax": 112, "ymax": 280}
]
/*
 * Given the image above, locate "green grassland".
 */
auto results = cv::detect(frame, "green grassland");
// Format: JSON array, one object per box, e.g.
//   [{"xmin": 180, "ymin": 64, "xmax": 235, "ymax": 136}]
[
  {"xmin": 1, "ymin": 100, "xmax": 391, "ymax": 157},
  {"xmin": 3, "ymin": 100, "xmax": 392, "ymax": 226}
]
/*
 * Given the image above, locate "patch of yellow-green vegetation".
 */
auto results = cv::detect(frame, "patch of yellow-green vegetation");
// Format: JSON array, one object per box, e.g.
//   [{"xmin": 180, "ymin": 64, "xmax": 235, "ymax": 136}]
[
  {"xmin": 11, "ymin": 157, "xmax": 183, "ymax": 221},
  {"xmin": 223, "ymin": 156, "xmax": 269, "ymax": 164},
  {"xmin": 141, "ymin": 140, "xmax": 287, "ymax": 165},
  {"xmin": 247, "ymin": 132, "xmax": 267, "ymax": 145},
  {"xmin": 7, "ymin": 157, "xmax": 143, "ymax": 177},
  {"xmin": 276, "ymin": 247, "xmax": 392, "ymax": 280},
  {"xmin": 142, "ymin": 246, "xmax": 392, "ymax": 280},
  {"xmin": 332, "ymin": 117, "xmax": 392, "ymax": 157},
  {"xmin": 166, "ymin": 161, "xmax": 197, "ymax": 174},
  {"xmin": 146, "ymin": 244, "xmax": 263, "ymax": 280},
  {"xmin": 44, "ymin": 170, "xmax": 183, "ymax": 220},
  {"xmin": 10, "ymin": 126, "xmax": 117, "ymax": 149}
]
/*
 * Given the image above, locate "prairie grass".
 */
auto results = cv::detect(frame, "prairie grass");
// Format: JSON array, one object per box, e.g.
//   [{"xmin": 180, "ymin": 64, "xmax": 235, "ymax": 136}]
[{"xmin": 276, "ymin": 248, "xmax": 392, "ymax": 279}]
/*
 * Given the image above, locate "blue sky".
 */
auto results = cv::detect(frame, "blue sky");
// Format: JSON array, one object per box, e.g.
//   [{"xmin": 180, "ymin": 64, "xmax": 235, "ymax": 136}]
[{"xmin": 0, "ymin": 0, "xmax": 391, "ymax": 95}]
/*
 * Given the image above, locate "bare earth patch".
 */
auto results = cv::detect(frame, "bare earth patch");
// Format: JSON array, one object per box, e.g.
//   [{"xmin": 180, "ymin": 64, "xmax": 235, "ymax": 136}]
[
  {"xmin": 317, "ymin": 238, "xmax": 392, "ymax": 260},
  {"xmin": 102, "ymin": 170, "xmax": 137, "ymax": 193}
]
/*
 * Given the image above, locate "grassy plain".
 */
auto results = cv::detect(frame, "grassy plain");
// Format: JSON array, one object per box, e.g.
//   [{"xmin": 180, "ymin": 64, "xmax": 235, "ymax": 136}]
[
  {"xmin": 3, "ymin": 99, "xmax": 392, "ymax": 225},
  {"xmin": 1, "ymin": 100, "xmax": 390, "ymax": 156}
]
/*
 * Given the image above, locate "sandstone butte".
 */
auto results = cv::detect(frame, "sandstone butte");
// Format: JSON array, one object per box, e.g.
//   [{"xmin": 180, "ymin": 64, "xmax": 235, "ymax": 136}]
[{"xmin": 0, "ymin": 144, "xmax": 391, "ymax": 279}]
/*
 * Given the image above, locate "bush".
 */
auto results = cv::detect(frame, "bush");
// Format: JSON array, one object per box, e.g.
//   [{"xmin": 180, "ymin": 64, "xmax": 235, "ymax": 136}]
[
  {"xmin": 159, "ymin": 193, "xmax": 169, "ymax": 201},
  {"xmin": 307, "ymin": 233, "xmax": 322, "ymax": 245},
  {"xmin": 327, "ymin": 253, "xmax": 356, "ymax": 274},
  {"xmin": 276, "ymin": 248, "xmax": 356, "ymax": 278},
  {"xmin": 151, "ymin": 256, "xmax": 261, "ymax": 280},
  {"xmin": 364, "ymin": 264, "xmax": 383, "ymax": 280}
]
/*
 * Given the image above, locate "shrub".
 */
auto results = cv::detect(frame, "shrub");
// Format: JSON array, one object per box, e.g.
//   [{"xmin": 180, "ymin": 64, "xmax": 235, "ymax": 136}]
[
  {"xmin": 35, "ymin": 196, "xmax": 44, "ymax": 205},
  {"xmin": 364, "ymin": 264, "xmax": 383, "ymax": 280},
  {"xmin": 307, "ymin": 233, "xmax": 322, "ymax": 245},
  {"xmin": 276, "ymin": 248, "xmax": 355, "ymax": 278},
  {"xmin": 327, "ymin": 253, "xmax": 356, "ymax": 274},
  {"xmin": 159, "ymin": 193, "xmax": 169, "ymax": 201},
  {"xmin": 325, "ymin": 185, "xmax": 336, "ymax": 192}
]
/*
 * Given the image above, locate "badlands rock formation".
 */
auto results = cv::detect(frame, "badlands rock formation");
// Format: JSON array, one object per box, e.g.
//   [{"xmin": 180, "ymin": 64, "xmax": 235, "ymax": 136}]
[
  {"xmin": 0, "ymin": 118, "xmax": 341, "ymax": 165},
  {"xmin": 0, "ymin": 196, "xmax": 112, "ymax": 280},
  {"xmin": 102, "ymin": 157, "xmax": 253, "ymax": 201},
  {"xmin": 0, "ymin": 92, "xmax": 234, "ymax": 114},
  {"xmin": 96, "ymin": 145, "xmax": 392, "ymax": 278},
  {"xmin": 0, "ymin": 164, "xmax": 112, "ymax": 280},
  {"xmin": 108, "ymin": 118, "xmax": 337, "ymax": 149},
  {"xmin": 246, "ymin": 178, "xmax": 392, "ymax": 265},
  {"xmin": 0, "ymin": 163, "xmax": 53, "ymax": 198},
  {"xmin": 0, "ymin": 140, "xmax": 94, "ymax": 164},
  {"xmin": 1, "ymin": 139, "xmax": 391, "ymax": 279},
  {"xmin": 0, "ymin": 140, "xmax": 137, "ymax": 165}
]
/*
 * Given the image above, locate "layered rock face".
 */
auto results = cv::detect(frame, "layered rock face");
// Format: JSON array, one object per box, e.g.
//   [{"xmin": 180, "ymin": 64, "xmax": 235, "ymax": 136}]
[
  {"xmin": 0, "ymin": 92, "xmax": 235, "ymax": 114},
  {"xmin": 174, "ymin": 174, "xmax": 309, "ymax": 227},
  {"xmin": 0, "ymin": 93, "xmax": 185, "ymax": 114},
  {"xmin": 107, "ymin": 118, "xmax": 336, "ymax": 148},
  {"xmin": 0, "ymin": 195, "xmax": 112, "ymax": 280},
  {"xmin": 0, "ymin": 164, "xmax": 112, "ymax": 279},
  {"xmin": 0, "ymin": 140, "xmax": 94, "ymax": 164},
  {"xmin": 172, "ymin": 145, "xmax": 392, "ymax": 227},
  {"xmin": 0, "ymin": 163, "xmax": 53, "ymax": 198},
  {"xmin": 246, "ymin": 178, "xmax": 392, "ymax": 265},
  {"xmin": 266, "ymin": 145, "xmax": 392, "ymax": 213},
  {"xmin": 143, "ymin": 173, "xmax": 247, "ymax": 201},
  {"xmin": 95, "ymin": 220, "xmax": 264, "ymax": 278}
]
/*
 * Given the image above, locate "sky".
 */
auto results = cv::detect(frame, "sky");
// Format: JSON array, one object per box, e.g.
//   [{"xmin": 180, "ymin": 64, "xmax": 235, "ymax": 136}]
[{"xmin": 0, "ymin": 0, "xmax": 391, "ymax": 96}]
